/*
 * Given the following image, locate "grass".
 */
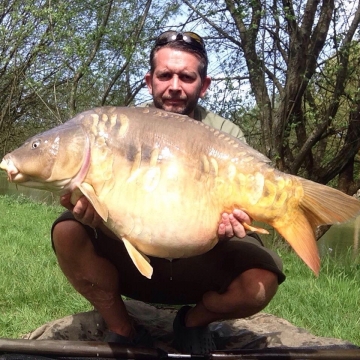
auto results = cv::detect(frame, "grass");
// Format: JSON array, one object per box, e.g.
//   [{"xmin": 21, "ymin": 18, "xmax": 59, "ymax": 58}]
[
  {"xmin": 0, "ymin": 194, "xmax": 359, "ymax": 345},
  {"xmin": 0, "ymin": 194, "xmax": 91, "ymax": 337},
  {"xmin": 264, "ymin": 246, "xmax": 360, "ymax": 346}
]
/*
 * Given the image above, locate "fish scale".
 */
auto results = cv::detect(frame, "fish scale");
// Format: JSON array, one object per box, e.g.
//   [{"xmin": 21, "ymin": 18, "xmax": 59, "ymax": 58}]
[{"xmin": 1, "ymin": 106, "xmax": 360, "ymax": 279}]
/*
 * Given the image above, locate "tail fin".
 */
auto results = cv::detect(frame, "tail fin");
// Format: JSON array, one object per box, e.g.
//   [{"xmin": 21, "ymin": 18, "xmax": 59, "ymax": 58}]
[
  {"xmin": 275, "ymin": 179, "xmax": 360, "ymax": 275},
  {"xmin": 299, "ymin": 178, "xmax": 360, "ymax": 227},
  {"xmin": 276, "ymin": 213, "xmax": 321, "ymax": 275}
]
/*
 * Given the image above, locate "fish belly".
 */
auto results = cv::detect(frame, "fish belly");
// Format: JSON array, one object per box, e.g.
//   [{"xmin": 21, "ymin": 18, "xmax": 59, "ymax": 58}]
[{"xmin": 97, "ymin": 158, "xmax": 228, "ymax": 259}]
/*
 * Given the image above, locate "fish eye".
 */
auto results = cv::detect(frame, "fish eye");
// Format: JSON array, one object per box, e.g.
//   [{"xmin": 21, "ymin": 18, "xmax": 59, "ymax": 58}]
[{"xmin": 31, "ymin": 140, "xmax": 41, "ymax": 149}]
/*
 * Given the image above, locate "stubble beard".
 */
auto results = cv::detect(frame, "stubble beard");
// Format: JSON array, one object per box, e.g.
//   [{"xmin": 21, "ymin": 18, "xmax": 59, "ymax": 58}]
[{"xmin": 153, "ymin": 92, "xmax": 201, "ymax": 117}]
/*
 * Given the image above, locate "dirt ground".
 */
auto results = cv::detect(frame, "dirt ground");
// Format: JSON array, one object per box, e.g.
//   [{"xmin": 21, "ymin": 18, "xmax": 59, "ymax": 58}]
[{"xmin": 24, "ymin": 299, "xmax": 358, "ymax": 352}]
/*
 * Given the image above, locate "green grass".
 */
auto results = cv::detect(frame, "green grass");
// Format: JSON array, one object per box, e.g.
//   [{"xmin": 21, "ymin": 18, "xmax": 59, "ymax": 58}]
[
  {"xmin": 264, "ymin": 246, "xmax": 360, "ymax": 346},
  {"xmin": 0, "ymin": 194, "xmax": 91, "ymax": 337},
  {"xmin": 0, "ymin": 194, "xmax": 359, "ymax": 346}
]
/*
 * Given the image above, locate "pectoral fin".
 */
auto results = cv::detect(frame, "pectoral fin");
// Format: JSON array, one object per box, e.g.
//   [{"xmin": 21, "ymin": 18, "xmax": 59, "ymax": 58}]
[
  {"xmin": 122, "ymin": 237, "xmax": 153, "ymax": 279},
  {"xmin": 78, "ymin": 182, "xmax": 109, "ymax": 221}
]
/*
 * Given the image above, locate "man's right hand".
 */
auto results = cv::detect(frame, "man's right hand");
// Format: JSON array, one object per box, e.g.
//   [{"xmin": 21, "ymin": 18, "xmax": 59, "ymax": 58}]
[{"xmin": 60, "ymin": 194, "xmax": 103, "ymax": 228}]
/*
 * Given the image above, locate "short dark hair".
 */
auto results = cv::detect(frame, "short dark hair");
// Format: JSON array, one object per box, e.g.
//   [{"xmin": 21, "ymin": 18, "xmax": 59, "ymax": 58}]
[{"xmin": 149, "ymin": 32, "xmax": 208, "ymax": 81}]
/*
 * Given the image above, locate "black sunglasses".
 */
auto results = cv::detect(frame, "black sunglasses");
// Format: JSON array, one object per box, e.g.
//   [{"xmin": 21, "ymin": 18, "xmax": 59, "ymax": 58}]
[{"xmin": 155, "ymin": 31, "xmax": 206, "ymax": 53}]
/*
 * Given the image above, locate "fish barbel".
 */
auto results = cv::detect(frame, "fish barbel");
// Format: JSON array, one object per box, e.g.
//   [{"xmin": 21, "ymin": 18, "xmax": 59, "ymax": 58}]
[{"xmin": 1, "ymin": 107, "xmax": 360, "ymax": 278}]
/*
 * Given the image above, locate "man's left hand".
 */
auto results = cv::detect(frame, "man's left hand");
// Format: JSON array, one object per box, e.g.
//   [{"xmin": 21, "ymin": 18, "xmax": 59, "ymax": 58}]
[{"xmin": 218, "ymin": 209, "xmax": 251, "ymax": 239}]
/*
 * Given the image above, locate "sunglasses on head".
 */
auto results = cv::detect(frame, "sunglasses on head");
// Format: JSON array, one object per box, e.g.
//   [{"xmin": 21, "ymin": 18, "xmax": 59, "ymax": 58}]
[{"xmin": 155, "ymin": 31, "xmax": 206, "ymax": 53}]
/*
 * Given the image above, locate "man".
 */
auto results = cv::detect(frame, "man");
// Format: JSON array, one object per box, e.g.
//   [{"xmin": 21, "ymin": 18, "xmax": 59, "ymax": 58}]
[{"xmin": 52, "ymin": 31, "xmax": 285, "ymax": 355}]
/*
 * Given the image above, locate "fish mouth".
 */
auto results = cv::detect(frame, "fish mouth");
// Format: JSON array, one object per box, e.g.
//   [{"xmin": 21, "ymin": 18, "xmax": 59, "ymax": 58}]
[
  {"xmin": 1, "ymin": 156, "xmax": 71, "ymax": 192},
  {"xmin": 0, "ymin": 157, "xmax": 27, "ymax": 183}
]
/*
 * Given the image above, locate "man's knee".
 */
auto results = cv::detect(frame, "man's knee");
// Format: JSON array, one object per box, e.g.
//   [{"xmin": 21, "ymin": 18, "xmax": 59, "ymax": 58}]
[
  {"xmin": 52, "ymin": 220, "xmax": 92, "ymax": 255},
  {"xmin": 202, "ymin": 267, "xmax": 279, "ymax": 317},
  {"xmin": 239, "ymin": 268, "xmax": 279, "ymax": 309}
]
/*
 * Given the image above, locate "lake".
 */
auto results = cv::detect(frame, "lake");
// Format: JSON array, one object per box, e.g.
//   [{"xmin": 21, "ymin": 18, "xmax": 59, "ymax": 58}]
[{"xmin": 0, "ymin": 172, "xmax": 359, "ymax": 259}]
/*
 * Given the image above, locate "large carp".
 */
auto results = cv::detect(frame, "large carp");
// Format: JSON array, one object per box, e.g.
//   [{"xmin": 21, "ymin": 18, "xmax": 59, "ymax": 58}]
[{"xmin": 1, "ymin": 107, "xmax": 360, "ymax": 278}]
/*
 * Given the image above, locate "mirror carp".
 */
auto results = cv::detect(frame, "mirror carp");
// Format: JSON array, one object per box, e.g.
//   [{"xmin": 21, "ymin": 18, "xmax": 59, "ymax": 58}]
[{"xmin": 1, "ymin": 106, "xmax": 360, "ymax": 278}]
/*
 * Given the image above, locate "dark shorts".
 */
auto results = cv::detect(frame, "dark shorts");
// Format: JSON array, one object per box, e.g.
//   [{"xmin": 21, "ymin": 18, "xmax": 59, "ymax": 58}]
[{"xmin": 52, "ymin": 211, "xmax": 285, "ymax": 305}]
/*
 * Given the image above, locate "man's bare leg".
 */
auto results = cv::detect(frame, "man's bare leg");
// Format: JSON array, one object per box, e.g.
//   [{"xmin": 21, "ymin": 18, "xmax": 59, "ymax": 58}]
[
  {"xmin": 52, "ymin": 220, "xmax": 134, "ymax": 338},
  {"xmin": 183, "ymin": 268, "xmax": 278, "ymax": 327}
]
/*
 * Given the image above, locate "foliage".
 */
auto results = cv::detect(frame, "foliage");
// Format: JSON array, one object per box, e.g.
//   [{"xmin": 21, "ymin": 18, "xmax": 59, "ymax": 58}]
[
  {"xmin": 303, "ymin": 41, "xmax": 360, "ymax": 189},
  {"xmin": 1, "ymin": 0, "xmax": 359, "ymax": 193},
  {"xmin": 0, "ymin": 0, "xmax": 179, "ymax": 155},
  {"xmin": 180, "ymin": 0, "xmax": 360, "ymax": 193}
]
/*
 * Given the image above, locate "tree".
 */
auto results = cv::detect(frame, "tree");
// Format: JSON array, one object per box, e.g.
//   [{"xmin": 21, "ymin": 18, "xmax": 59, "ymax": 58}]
[
  {"xmin": 0, "ymin": 0, "xmax": 56, "ymax": 155},
  {"xmin": 2, "ymin": 0, "xmax": 359, "ymax": 195},
  {"xmin": 0, "ymin": 0, "xmax": 180, "ymax": 155},
  {"xmin": 181, "ymin": 0, "xmax": 360, "ymax": 194}
]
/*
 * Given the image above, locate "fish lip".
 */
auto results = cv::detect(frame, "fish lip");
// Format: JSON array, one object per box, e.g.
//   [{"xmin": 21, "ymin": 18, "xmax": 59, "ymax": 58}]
[
  {"xmin": 0, "ymin": 158, "xmax": 8, "ymax": 171},
  {"xmin": 9, "ymin": 173, "xmax": 28, "ymax": 183},
  {"xmin": 0, "ymin": 157, "xmax": 25, "ymax": 182}
]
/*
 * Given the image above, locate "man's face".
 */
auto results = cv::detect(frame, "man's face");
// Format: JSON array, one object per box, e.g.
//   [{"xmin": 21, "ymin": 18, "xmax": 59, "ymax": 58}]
[{"xmin": 145, "ymin": 48, "xmax": 211, "ymax": 118}]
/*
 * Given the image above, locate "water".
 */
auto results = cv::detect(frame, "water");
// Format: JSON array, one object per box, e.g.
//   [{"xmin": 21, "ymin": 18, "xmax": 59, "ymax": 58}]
[
  {"xmin": 318, "ymin": 217, "xmax": 360, "ymax": 258},
  {"xmin": 0, "ymin": 172, "xmax": 359, "ymax": 259}
]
